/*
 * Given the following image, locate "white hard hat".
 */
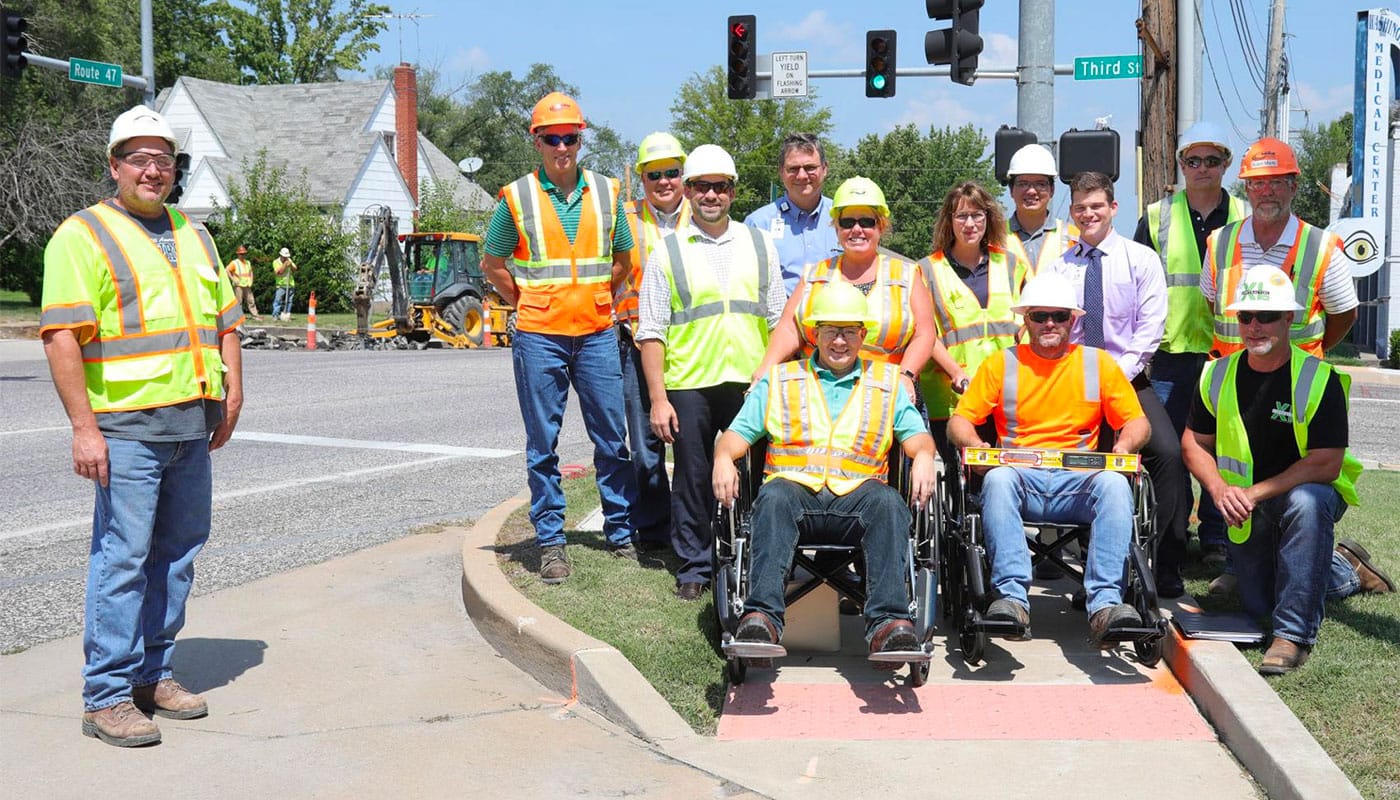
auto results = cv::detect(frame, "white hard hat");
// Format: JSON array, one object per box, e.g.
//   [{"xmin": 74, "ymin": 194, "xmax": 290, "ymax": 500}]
[
  {"xmin": 1177, "ymin": 121, "xmax": 1232, "ymax": 161},
  {"xmin": 1012, "ymin": 272, "xmax": 1085, "ymax": 316},
  {"xmin": 682, "ymin": 144, "xmax": 738, "ymax": 182},
  {"xmin": 108, "ymin": 106, "xmax": 178, "ymax": 156},
  {"xmin": 1006, "ymin": 144, "xmax": 1057, "ymax": 178},
  {"xmin": 1226, "ymin": 265, "xmax": 1304, "ymax": 312},
  {"xmin": 279, "ymin": 247, "xmax": 291, "ymax": 258}
]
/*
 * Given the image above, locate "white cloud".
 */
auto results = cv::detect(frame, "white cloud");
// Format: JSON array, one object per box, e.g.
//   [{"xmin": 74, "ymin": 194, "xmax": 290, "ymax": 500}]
[
  {"xmin": 447, "ymin": 46, "xmax": 490, "ymax": 74},
  {"xmin": 1293, "ymin": 81, "xmax": 1353, "ymax": 125},
  {"xmin": 895, "ymin": 87, "xmax": 999, "ymax": 132},
  {"xmin": 772, "ymin": 10, "xmax": 863, "ymax": 63},
  {"xmin": 983, "ymin": 33, "xmax": 1018, "ymax": 68}
]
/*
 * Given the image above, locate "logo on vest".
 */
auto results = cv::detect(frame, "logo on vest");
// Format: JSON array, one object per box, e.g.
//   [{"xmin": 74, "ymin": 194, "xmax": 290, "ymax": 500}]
[{"xmin": 1270, "ymin": 401, "xmax": 1294, "ymax": 423}]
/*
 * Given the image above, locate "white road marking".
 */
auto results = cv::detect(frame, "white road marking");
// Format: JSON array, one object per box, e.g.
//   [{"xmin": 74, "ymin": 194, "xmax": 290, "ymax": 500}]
[
  {"xmin": 233, "ymin": 430, "xmax": 518, "ymax": 458},
  {"xmin": 1354, "ymin": 397, "xmax": 1400, "ymax": 405},
  {"xmin": 0, "ymin": 426, "xmax": 69, "ymax": 436}
]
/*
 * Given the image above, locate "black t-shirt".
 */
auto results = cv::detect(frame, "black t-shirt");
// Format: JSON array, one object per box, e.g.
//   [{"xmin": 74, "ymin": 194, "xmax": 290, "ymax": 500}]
[
  {"xmin": 1133, "ymin": 189, "xmax": 1234, "ymax": 261},
  {"xmin": 1187, "ymin": 357, "xmax": 1348, "ymax": 483}
]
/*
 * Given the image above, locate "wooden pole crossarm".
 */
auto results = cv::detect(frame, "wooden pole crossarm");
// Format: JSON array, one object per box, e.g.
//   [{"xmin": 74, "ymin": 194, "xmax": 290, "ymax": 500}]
[{"xmin": 1136, "ymin": 18, "xmax": 1172, "ymax": 71}]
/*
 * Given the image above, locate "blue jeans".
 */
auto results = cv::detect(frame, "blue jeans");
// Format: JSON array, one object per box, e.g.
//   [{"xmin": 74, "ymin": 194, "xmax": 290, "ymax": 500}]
[
  {"xmin": 84, "ymin": 437, "xmax": 212, "ymax": 711},
  {"xmin": 512, "ymin": 329, "xmax": 637, "ymax": 548},
  {"xmin": 272, "ymin": 286, "xmax": 294, "ymax": 317},
  {"xmin": 980, "ymin": 467, "xmax": 1134, "ymax": 617},
  {"xmin": 745, "ymin": 479, "xmax": 912, "ymax": 641},
  {"xmin": 1229, "ymin": 484, "xmax": 1359, "ymax": 646},
  {"xmin": 618, "ymin": 328, "xmax": 670, "ymax": 544},
  {"xmin": 1151, "ymin": 350, "xmax": 1228, "ymax": 550}
]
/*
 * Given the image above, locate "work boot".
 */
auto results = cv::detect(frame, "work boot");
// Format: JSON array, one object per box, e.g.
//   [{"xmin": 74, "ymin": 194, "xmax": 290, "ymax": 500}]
[
  {"xmin": 1208, "ymin": 573, "xmax": 1238, "ymax": 597},
  {"xmin": 985, "ymin": 598, "xmax": 1031, "ymax": 641},
  {"xmin": 1335, "ymin": 539, "xmax": 1395, "ymax": 593},
  {"xmin": 1088, "ymin": 603, "xmax": 1142, "ymax": 648},
  {"xmin": 735, "ymin": 612, "xmax": 779, "ymax": 645},
  {"xmin": 608, "ymin": 543, "xmax": 639, "ymax": 562},
  {"xmin": 1259, "ymin": 637, "xmax": 1310, "ymax": 676},
  {"xmin": 539, "ymin": 545, "xmax": 570, "ymax": 584},
  {"xmin": 82, "ymin": 701, "xmax": 161, "ymax": 747},
  {"xmin": 132, "ymin": 679, "xmax": 208, "ymax": 720}
]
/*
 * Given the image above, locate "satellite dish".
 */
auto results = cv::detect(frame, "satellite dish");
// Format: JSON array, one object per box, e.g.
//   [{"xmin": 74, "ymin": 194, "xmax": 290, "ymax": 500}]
[{"xmin": 457, "ymin": 157, "xmax": 483, "ymax": 176}]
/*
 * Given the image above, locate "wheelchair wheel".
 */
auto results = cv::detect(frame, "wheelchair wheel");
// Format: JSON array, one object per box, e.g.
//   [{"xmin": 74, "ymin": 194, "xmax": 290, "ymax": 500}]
[
  {"xmin": 959, "ymin": 610, "xmax": 987, "ymax": 666},
  {"xmin": 727, "ymin": 657, "xmax": 748, "ymax": 685},
  {"xmin": 1134, "ymin": 631, "xmax": 1164, "ymax": 668},
  {"xmin": 909, "ymin": 658, "xmax": 930, "ymax": 687}
]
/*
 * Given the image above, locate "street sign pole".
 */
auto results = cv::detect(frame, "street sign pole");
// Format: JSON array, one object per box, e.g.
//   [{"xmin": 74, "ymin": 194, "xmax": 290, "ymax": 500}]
[{"xmin": 21, "ymin": 52, "xmax": 148, "ymax": 91}]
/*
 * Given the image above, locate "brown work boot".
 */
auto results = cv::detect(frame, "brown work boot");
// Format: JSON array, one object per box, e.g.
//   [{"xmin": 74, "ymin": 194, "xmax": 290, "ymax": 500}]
[
  {"xmin": 132, "ymin": 679, "xmax": 208, "ymax": 719},
  {"xmin": 82, "ymin": 700, "xmax": 161, "ymax": 747},
  {"xmin": 539, "ymin": 544, "xmax": 570, "ymax": 584},
  {"xmin": 1335, "ymin": 539, "xmax": 1395, "ymax": 594},
  {"xmin": 1088, "ymin": 603, "xmax": 1142, "ymax": 648},
  {"xmin": 1259, "ymin": 638, "xmax": 1311, "ymax": 676}
]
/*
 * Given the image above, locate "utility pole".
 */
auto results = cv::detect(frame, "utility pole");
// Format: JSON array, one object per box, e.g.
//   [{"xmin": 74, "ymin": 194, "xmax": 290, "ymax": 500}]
[
  {"xmin": 1176, "ymin": 0, "xmax": 1203, "ymax": 184},
  {"xmin": 1017, "ymin": 0, "xmax": 1054, "ymax": 150},
  {"xmin": 1261, "ymin": 0, "xmax": 1286, "ymax": 138},
  {"xmin": 1137, "ymin": 0, "xmax": 1177, "ymax": 206}
]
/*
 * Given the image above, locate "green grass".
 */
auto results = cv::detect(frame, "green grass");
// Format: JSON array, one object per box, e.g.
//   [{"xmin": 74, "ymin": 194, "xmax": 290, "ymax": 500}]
[{"xmin": 0, "ymin": 289, "xmax": 39, "ymax": 325}]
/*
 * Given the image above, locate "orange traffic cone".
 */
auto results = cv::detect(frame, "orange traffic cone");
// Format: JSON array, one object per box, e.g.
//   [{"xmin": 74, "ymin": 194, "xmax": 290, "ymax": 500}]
[{"xmin": 307, "ymin": 291, "xmax": 317, "ymax": 350}]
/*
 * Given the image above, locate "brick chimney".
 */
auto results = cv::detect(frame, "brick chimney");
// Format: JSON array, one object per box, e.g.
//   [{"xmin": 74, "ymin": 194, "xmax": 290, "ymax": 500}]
[{"xmin": 393, "ymin": 63, "xmax": 419, "ymax": 204}]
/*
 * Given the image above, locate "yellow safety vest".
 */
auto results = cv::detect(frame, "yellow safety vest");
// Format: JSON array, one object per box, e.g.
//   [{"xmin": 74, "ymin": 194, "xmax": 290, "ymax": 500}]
[
  {"xmin": 1146, "ymin": 191, "xmax": 1247, "ymax": 354},
  {"xmin": 654, "ymin": 225, "xmax": 771, "ymax": 390},
  {"xmin": 797, "ymin": 255, "xmax": 917, "ymax": 363},
  {"xmin": 1207, "ymin": 219, "xmax": 1335, "ymax": 357},
  {"xmin": 39, "ymin": 203, "xmax": 239, "ymax": 413},
  {"xmin": 615, "ymin": 198, "xmax": 690, "ymax": 326},
  {"xmin": 763, "ymin": 359, "xmax": 899, "ymax": 495},
  {"xmin": 1005, "ymin": 217, "xmax": 1078, "ymax": 278}
]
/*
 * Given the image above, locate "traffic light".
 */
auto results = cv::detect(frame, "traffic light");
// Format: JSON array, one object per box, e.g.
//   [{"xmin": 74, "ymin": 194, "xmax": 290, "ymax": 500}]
[
  {"xmin": 166, "ymin": 153, "xmax": 192, "ymax": 205},
  {"xmin": 727, "ymin": 14, "xmax": 756, "ymax": 100},
  {"xmin": 1, "ymin": 10, "xmax": 29, "ymax": 80},
  {"xmin": 925, "ymin": 0, "xmax": 984, "ymax": 86},
  {"xmin": 864, "ymin": 30, "xmax": 897, "ymax": 98}
]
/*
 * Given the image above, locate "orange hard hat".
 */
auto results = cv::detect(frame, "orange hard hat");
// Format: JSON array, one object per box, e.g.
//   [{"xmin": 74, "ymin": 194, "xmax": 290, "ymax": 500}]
[
  {"xmin": 1238, "ymin": 137, "xmax": 1299, "ymax": 178},
  {"xmin": 529, "ymin": 92, "xmax": 586, "ymax": 133}
]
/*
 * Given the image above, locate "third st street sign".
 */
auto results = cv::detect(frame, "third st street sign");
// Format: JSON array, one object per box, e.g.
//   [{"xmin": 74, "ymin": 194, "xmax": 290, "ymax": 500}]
[{"xmin": 1074, "ymin": 55, "xmax": 1142, "ymax": 81}]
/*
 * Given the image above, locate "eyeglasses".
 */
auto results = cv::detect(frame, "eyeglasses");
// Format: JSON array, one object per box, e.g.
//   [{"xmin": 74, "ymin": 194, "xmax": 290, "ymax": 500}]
[
  {"xmin": 1026, "ymin": 310, "xmax": 1073, "ymax": 324},
  {"xmin": 1012, "ymin": 180, "xmax": 1052, "ymax": 191},
  {"xmin": 1237, "ymin": 310, "xmax": 1285, "ymax": 325},
  {"xmin": 116, "ymin": 152, "xmax": 176, "ymax": 170},
  {"xmin": 1181, "ymin": 155, "xmax": 1226, "ymax": 169},
  {"xmin": 784, "ymin": 163, "xmax": 823, "ymax": 176},
  {"xmin": 817, "ymin": 325, "xmax": 865, "ymax": 341},
  {"xmin": 1245, "ymin": 177, "xmax": 1293, "ymax": 191},
  {"xmin": 954, "ymin": 212, "xmax": 987, "ymax": 224},
  {"xmin": 644, "ymin": 168, "xmax": 681, "ymax": 181},
  {"xmin": 536, "ymin": 133, "xmax": 581, "ymax": 147},
  {"xmin": 837, "ymin": 216, "xmax": 879, "ymax": 230},
  {"xmin": 687, "ymin": 179, "xmax": 733, "ymax": 195}
]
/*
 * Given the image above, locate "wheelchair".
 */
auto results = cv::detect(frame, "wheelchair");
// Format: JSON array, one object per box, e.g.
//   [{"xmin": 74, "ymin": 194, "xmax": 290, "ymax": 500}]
[
  {"xmin": 712, "ymin": 445, "xmax": 940, "ymax": 686},
  {"xmin": 938, "ymin": 446, "xmax": 1168, "ymax": 667}
]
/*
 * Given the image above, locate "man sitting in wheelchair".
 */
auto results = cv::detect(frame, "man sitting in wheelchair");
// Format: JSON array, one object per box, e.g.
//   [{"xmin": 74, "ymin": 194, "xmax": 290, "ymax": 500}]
[
  {"xmin": 712, "ymin": 281, "xmax": 938, "ymax": 660},
  {"xmin": 948, "ymin": 272, "xmax": 1150, "ymax": 645}
]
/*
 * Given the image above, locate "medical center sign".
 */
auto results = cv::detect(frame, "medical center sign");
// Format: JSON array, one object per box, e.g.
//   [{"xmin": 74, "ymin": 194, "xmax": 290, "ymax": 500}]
[{"xmin": 1351, "ymin": 9, "xmax": 1398, "ymax": 230}]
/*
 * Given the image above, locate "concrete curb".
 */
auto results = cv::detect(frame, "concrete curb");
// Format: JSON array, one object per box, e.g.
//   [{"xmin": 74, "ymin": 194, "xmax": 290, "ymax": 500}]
[
  {"xmin": 457, "ymin": 490, "xmax": 695, "ymax": 745},
  {"xmin": 1337, "ymin": 364, "xmax": 1400, "ymax": 387}
]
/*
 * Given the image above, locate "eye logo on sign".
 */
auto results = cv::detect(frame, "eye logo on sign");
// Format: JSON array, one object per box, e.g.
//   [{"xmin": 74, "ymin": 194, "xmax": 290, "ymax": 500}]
[{"xmin": 1342, "ymin": 229, "xmax": 1379, "ymax": 266}]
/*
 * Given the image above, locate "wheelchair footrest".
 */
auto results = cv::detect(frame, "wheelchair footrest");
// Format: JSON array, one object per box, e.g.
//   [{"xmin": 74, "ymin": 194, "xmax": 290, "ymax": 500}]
[
  {"xmin": 723, "ymin": 641, "xmax": 788, "ymax": 659},
  {"xmin": 1098, "ymin": 625, "xmax": 1164, "ymax": 644},
  {"xmin": 977, "ymin": 618, "xmax": 1030, "ymax": 640},
  {"xmin": 867, "ymin": 649, "xmax": 933, "ymax": 664}
]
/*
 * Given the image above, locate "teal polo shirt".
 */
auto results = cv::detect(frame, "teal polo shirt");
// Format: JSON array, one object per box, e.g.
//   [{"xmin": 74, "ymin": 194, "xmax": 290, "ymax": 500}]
[{"xmin": 483, "ymin": 168, "xmax": 633, "ymax": 258}]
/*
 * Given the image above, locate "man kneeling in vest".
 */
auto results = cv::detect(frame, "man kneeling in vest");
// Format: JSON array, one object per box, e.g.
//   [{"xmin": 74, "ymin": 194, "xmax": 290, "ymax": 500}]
[
  {"xmin": 1182, "ymin": 265, "xmax": 1393, "ymax": 675},
  {"xmin": 712, "ymin": 282, "xmax": 937, "ymax": 661}
]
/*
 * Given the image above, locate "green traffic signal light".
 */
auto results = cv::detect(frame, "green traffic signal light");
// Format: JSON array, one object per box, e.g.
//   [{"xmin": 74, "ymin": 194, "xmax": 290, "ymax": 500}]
[
  {"xmin": 865, "ymin": 29, "xmax": 896, "ymax": 98},
  {"xmin": 871, "ymin": 75, "xmax": 886, "ymax": 91}
]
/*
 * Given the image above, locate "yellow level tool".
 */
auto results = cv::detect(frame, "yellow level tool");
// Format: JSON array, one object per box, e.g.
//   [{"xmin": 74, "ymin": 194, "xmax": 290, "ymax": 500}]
[{"xmin": 961, "ymin": 447, "xmax": 1141, "ymax": 474}]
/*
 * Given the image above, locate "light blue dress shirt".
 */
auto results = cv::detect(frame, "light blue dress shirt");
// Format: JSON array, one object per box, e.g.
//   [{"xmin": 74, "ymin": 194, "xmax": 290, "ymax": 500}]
[{"xmin": 744, "ymin": 194, "xmax": 842, "ymax": 294}]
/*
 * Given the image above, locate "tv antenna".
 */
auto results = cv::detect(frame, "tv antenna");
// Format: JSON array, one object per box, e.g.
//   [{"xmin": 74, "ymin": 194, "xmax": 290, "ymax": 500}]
[{"xmin": 372, "ymin": 10, "xmax": 435, "ymax": 64}]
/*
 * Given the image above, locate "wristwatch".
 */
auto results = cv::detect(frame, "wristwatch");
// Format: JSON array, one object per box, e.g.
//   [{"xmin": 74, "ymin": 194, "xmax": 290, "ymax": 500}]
[{"xmin": 900, "ymin": 368, "xmax": 917, "ymax": 381}]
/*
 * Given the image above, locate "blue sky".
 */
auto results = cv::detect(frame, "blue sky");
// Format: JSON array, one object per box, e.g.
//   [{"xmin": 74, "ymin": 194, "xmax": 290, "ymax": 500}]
[{"xmin": 359, "ymin": 1, "xmax": 1368, "ymax": 227}]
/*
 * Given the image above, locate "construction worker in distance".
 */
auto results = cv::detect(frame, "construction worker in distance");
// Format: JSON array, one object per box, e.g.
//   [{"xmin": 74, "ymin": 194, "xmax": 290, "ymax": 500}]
[
  {"xmin": 227, "ymin": 245, "xmax": 261, "ymax": 320},
  {"xmin": 1181, "ymin": 265, "xmax": 1392, "ymax": 676},
  {"xmin": 1004, "ymin": 143, "xmax": 1079, "ymax": 279},
  {"xmin": 272, "ymin": 247, "xmax": 297, "ymax": 321},
  {"xmin": 40, "ymin": 105, "xmax": 244, "ymax": 747},
  {"xmin": 949, "ymin": 272, "xmax": 1149, "ymax": 646},
  {"xmin": 1134, "ymin": 121, "xmax": 1248, "ymax": 582},
  {"xmin": 713, "ymin": 281, "xmax": 937, "ymax": 661},
  {"xmin": 481, "ymin": 91, "xmax": 640, "ymax": 583},
  {"xmin": 615, "ymin": 132, "xmax": 692, "ymax": 554},
  {"xmin": 744, "ymin": 132, "xmax": 842, "ymax": 294},
  {"xmin": 636, "ymin": 144, "xmax": 785, "ymax": 601}
]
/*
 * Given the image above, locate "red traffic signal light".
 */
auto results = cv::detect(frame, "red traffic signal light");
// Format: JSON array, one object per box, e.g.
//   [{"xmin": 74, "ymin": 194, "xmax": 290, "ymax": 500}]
[{"xmin": 727, "ymin": 14, "xmax": 757, "ymax": 100}]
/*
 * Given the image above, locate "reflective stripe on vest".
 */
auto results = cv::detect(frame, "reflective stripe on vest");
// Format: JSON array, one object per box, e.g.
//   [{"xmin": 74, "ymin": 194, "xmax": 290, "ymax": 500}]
[
  {"xmin": 1210, "ymin": 219, "xmax": 1333, "ymax": 356},
  {"xmin": 656, "ymin": 225, "xmax": 771, "ymax": 390},
  {"xmin": 1005, "ymin": 218, "xmax": 1079, "ymax": 278},
  {"xmin": 1200, "ymin": 347, "xmax": 1363, "ymax": 543},
  {"xmin": 764, "ymin": 359, "xmax": 900, "ymax": 495},
  {"xmin": 615, "ymin": 199, "xmax": 692, "ymax": 325},
  {"xmin": 1002, "ymin": 345, "xmax": 1100, "ymax": 448},
  {"xmin": 798, "ymin": 254, "xmax": 915, "ymax": 363},
  {"xmin": 919, "ymin": 247, "xmax": 1023, "ymax": 419},
  {"xmin": 1148, "ymin": 191, "xmax": 1247, "ymax": 353}
]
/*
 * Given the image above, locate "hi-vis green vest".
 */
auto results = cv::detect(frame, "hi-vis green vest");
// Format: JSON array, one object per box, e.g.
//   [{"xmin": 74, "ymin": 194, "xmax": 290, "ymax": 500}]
[
  {"xmin": 655, "ymin": 225, "xmax": 771, "ymax": 390},
  {"xmin": 39, "ymin": 202, "xmax": 241, "ymax": 413},
  {"xmin": 1199, "ymin": 346, "xmax": 1362, "ymax": 543},
  {"xmin": 1146, "ymin": 190, "xmax": 1247, "ymax": 354}
]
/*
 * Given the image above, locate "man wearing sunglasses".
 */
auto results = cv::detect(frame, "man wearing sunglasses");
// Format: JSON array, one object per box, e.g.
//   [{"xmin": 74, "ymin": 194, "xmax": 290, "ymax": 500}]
[
  {"xmin": 614, "ymin": 133, "xmax": 692, "ymax": 554},
  {"xmin": 482, "ymin": 92, "xmax": 640, "ymax": 584},
  {"xmin": 1182, "ymin": 265, "xmax": 1391, "ymax": 676},
  {"xmin": 636, "ymin": 145, "xmax": 785, "ymax": 600},
  {"xmin": 950, "ymin": 272, "xmax": 1149, "ymax": 646},
  {"xmin": 1133, "ymin": 122, "xmax": 1249, "ymax": 586},
  {"xmin": 744, "ymin": 133, "xmax": 841, "ymax": 294},
  {"xmin": 40, "ymin": 106, "xmax": 244, "ymax": 746}
]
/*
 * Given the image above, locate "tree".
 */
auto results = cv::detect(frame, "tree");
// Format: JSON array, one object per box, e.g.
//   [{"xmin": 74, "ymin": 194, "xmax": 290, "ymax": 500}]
[
  {"xmin": 212, "ymin": 0, "xmax": 390, "ymax": 84},
  {"xmin": 152, "ymin": 0, "xmax": 243, "ymax": 88},
  {"xmin": 416, "ymin": 178, "xmax": 490, "ymax": 235},
  {"xmin": 669, "ymin": 66, "xmax": 834, "ymax": 218},
  {"xmin": 205, "ymin": 152, "xmax": 358, "ymax": 312},
  {"xmin": 1291, "ymin": 112, "xmax": 1353, "ymax": 229}
]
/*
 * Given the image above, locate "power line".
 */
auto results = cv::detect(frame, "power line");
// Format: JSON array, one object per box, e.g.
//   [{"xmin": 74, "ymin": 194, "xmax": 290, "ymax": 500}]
[
  {"xmin": 1199, "ymin": 1, "xmax": 1255, "ymax": 139},
  {"xmin": 1206, "ymin": 0, "xmax": 1257, "ymax": 109}
]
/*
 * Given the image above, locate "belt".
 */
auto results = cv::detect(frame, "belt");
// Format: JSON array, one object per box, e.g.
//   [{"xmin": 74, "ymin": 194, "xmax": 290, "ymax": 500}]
[{"xmin": 1131, "ymin": 371, "xmax": 1152, "ymax": 391}]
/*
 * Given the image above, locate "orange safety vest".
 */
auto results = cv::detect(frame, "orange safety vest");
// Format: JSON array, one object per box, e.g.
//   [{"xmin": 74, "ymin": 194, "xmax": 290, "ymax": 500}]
[
  {"xmin": 615, "ymin": 198, "xmax": 691, "ymax": 326},
  {"xmin": 797, "ymin": 255, "xmax": 917, "ymax": 363},
  {"xmin": 1207, "ymin": 219, "xmax": 1334, "ymax": 357},
  {"xmin": 763, "ymin": 358, "xmax": 899, "ymax": 495},
  {"xmin": 500, "ymin": 169, "xmax": 619, "ymax": 336}
]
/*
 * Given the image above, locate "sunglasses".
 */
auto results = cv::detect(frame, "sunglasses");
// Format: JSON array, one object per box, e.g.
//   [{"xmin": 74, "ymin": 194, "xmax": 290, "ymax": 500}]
[
  {"xmin": 687, "ymin": 179, "xmax": 733, "ymax": 195},
  {"xmin": 837, "ymin": 216, "xmax": 879, "ymax": 230},
  {"xmin": 536, "ymin": 133, "xmax": 580, "ymax": 147},
  {"xmin": 644, "ymin": 168, "xmax": 681, "ymax": 181},
  {"xmin": 1181, "ymin": 155, "xmax": 1226, "ymax": 169},
  {"xmin": 1237, "ymin": 310, "xmax": 1285, "ymax": 325},
  {"xmin": 1026, "ymin": 310, "xmax": 1073, "ymax": 324}
]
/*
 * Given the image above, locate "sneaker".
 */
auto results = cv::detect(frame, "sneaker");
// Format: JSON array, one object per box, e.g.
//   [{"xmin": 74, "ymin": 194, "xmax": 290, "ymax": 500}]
[
  {"xmin": 131, "ymin": 679, "xmax": 208, "ymax": 720},
  {"xmin": 735, "ymin": 611, "xmax": 779, "ymax": 644},
  {"xmin": 985, "ymin": 598, "xmax": 1031, "ymax": 640},
  {"xmin": 1259, "ymin": 637, "xmax": 1310, "ymax": 675},
  {"xmin": 608, "ymin": 543, "xmax": 639, "ymax": 562},
  {"xmin": 81, "ymin": 701, "xmax": 161, "ymax": 747},
  {"xmin": 539, "ymin": 545, "xmax": 570, "ymax": 584},
  {"xmin": 1335, "ymin": 539, "xmax": 1395, "ymax": 594},
  {"xmin": 1088, "ymin": 602, "xmax": 1142, "ymax": 647},
  {"xmin": 1208, "ymin": 573, "xmax": 1238, "ymax": 597}
]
